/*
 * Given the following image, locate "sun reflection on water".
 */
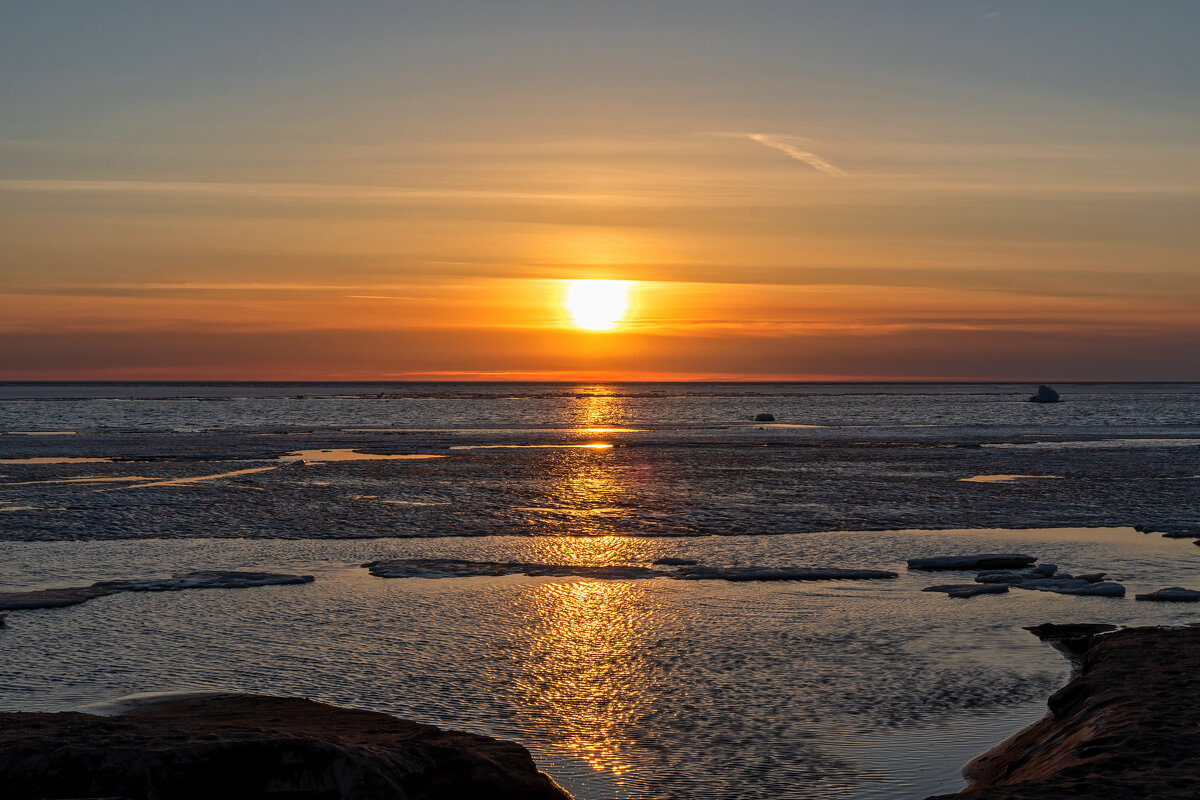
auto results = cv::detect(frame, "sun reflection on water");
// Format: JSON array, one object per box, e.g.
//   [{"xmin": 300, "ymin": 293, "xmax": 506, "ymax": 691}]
[
  {"xmin": 570, "ymin": 387, "xmax": 626, "ymax": 430},
  {"xmin": 519, "ymin": 577, "xmax": 656, "ymax": 778},
  {"xmin": 517, "ymin": 394, "xmax": 659, "ymax": 780}
]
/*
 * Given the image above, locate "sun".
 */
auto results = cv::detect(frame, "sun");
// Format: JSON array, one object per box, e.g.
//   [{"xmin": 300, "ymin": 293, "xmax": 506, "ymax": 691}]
[{"xmin": 564, "ymin": 280, "xmax": 629, "ymax": 331}]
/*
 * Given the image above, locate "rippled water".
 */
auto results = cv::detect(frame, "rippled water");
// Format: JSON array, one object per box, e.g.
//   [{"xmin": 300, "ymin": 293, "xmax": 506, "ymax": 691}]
[
  {"xmin": 3, "ymin": 383, "xmax": 1200, "ymax": 538},
  {"xmin": 4, "ymin": 528, "xmax": 1200, "ymax": 799},
  {"xmin": 2, "ymin": 383, "xmax": 1199, "ymax": 798},
  {"xmin": 3, "ymin": 381, "xmax": 1200, "ymax": 434}
]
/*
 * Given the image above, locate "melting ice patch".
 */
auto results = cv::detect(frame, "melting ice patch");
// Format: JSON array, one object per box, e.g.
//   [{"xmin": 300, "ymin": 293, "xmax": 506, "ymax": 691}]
[
  {"xmin": 957, "ymin": 475, "xmax": 1064, "ymax": 483},
  {"xmin": 364, "ymin": 558, "xmax": 898, "ymax": 582},
  {"xmin": 280, "ymin": 449, "xmax": 446, "ymax": 462},
  {"xmin": 0, "ymin": 457, "xmax": 112, "ymax": 464}
]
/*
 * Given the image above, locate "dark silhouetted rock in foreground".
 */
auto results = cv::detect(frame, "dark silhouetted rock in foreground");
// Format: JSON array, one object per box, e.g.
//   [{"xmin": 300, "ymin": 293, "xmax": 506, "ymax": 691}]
[
  {"xmin": 0, "ymin": 571, "xmax": 314, "ymax": 611},
  {"xmin": 926, "ymin": 627, "xmax": 1200, "ymax": 799},
  {"xmin": 754, "ymin": 413, "xmax": 775, "ymax": 421},
  {"xmin": 1135, "ymin": 587, "xmax": 1200, "ymax": 602},
  {"xmin": 1028, "ymin": 385, "xmax": 1060, "ymax": 403},
  {"xmin": 652, "ymin": 557, "xmax": 700, "ymax": 566},
  {"xmin": 923, "ymin": 584, "xmax": 1010, "ymax": 598},
  {"xmin": 907, "ymin": 554, "xmax": 1037, "ymax": 571},
  {"xmin": 0, "ymin": 694, "xmax": 571, "ymax": 800},
  {"xmin": 1023, "ymin": 623, "xmax": 1118, "ymax": 641},
  {"xmin": 674, "ymin": 565, "xmax": 898, "ymax": 581},
  {"xmin": 1022, "ymin": 622, "xmax": 1119, "ymax": 657}
]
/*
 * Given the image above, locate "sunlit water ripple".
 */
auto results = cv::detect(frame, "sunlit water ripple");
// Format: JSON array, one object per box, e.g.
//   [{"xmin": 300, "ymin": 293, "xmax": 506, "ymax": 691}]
[
  {"xmin": 2, "ymin": 383, "xmax": 1199, "ymax": 798},
  {"xmin": 3, "ymin": 528, "xmax": 1200, "ymax": 799}
]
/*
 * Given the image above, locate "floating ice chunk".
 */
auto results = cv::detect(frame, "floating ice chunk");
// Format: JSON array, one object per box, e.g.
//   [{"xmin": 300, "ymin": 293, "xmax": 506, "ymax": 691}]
[
  {"xmin": 1135, "ymin": 587, "xmax": 1200, "ymax": 602},
  {"xmin": 976, "ymin": 564, "xmax": 1058, "ymax": 583},
  {"xmin": 364, "ymin": 558, "xmax": 661, "ymax": 580},
  {"xmin": 1012, "ymin": 578, "xmax": 1125, "ymax": 597},
  {"xmin": 923, "ymin": 584, "xmax": 1010, "ymax": 598},
  {"xmin": 674, "ymin": 565, "xmax": 897, "ymax": 582},
  {"xmin": 0, "ymin": 571, "xmax": 314, "ymax": 611},
  {"xmin": 907, "ymin": 554, "xmax": 1037, "ymax": 571},
  {"xmin": 364, "ymin": 558, "xmax": 897, "ymax": 582}
]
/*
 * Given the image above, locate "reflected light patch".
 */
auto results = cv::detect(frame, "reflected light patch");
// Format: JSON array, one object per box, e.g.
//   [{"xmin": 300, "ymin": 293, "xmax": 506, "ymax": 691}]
[
  {"xmin": 448, "ymin": 443, "xmax": 613, "ymax": 450},
  {"xmin": 564, "ymin": 280, "xmax": 629, "ymax": 331}
]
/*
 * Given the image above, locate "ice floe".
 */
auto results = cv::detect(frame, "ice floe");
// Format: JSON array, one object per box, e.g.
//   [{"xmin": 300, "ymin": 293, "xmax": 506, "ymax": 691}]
[{"xmin": 0, "ymin": 571, "xmax": 314, "ymax": 611}]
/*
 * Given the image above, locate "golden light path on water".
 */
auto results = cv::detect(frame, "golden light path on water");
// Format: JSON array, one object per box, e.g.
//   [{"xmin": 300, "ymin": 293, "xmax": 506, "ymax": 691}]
[
  {"xmin": 518, "ymin": 387, "xmax": 658, "ymax": 777},
  {"xmin": 521, "ymin": 578, "xmax": 653, "ymax": 777}
]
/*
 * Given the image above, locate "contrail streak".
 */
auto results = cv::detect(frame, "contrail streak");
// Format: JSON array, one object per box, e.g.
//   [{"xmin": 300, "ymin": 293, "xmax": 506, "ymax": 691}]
[{"xmin": 743, "ymin": 133, "xmax": 846, "ymax": 175}]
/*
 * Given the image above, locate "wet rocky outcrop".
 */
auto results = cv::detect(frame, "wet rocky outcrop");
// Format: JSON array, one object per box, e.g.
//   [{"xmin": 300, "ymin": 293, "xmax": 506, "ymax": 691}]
[
  {"xmin": 1023, "ymin": 623, "xmax": 1118, "ymax": 641},
  {"xmin": 0, "ymin": 571, "xmax": 314, "ymax": 611},
  {"xmin": 0, "ymin": 693, "xmax": 571, "ymax": 800},
  {"xmin": 927, "ymin": 627, "xmax": 1200, "ymax": 799}
]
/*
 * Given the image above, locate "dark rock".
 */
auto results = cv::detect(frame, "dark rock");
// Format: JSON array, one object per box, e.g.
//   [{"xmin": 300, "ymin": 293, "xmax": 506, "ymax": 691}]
[
  {"xmin": 1012, "ymin": 578, "xmax": 1125, "ymax": 597},
  {"xmin": 0, "ymin": 571, "xmax": 314, "ymax": 611},
  {"xmin": 1135, "ymin": 587, "xmax": 1200, "ymax": 602},
  {"xmin": 0, "ymin": 694, "xmax": 571, "ymax": 800},
  {"xmin": 674, "ymin": 565, "xmax": 898, "ymax": 582},
  {"xmin": 1076, "ymin": 573, "xmax": 1107, "ymax": 583},
  {"xmin": 1028, "ymin": 385, "xmax": 1060, "ymax": 403},
  {"xmin": 907, "ymin": 554, "xmax": 1037, "ymax": 571},
  {"xmin": 923, "ymin": 584, "xmax": 1010, "ymax": 598},
  {"xmin": 1024, "ymin": 622, "xmax": 1119, "ymax": 657},
  {"xmin": 652, "ymin": 557, "xmax": 700, "ymax": 566},
  {"xmin": 754, "ymin": 413, "xmax": 775, "ymax": 422},
  {"xmin": 1023, "ymin": 623, "xmax": 1118, "ymax": 641},
  {"xmin": 926, "ymin": 627, "xmax": 1200, "ymax": 799}
]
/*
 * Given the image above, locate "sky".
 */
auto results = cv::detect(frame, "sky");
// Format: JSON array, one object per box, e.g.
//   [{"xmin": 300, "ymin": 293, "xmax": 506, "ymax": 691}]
[{"xmin": 2, "ymin": 1, "xmax": 1198, "ymax": 380}]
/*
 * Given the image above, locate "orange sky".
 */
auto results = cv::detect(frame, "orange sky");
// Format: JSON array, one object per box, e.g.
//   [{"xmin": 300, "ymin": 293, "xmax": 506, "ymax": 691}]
[{"xmin": 2, "ymin": 3, "xmax": 1198, "ymax": 380}]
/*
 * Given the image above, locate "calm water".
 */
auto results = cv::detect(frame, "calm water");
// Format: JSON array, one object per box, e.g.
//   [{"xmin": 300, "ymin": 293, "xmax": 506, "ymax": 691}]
[{"xmin": 2, "ymin": 383, "xmax": 1200, "ymax": 798}]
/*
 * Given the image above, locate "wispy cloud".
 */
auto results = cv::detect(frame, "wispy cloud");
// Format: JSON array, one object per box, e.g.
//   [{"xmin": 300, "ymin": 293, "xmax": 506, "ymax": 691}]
[
  {"xmin": 0, "ymin": 179, "xmax": 647, "ymax": 206},
  {"xmin": 741, "ymin": 134, "xmax": 846, "ymax": 176}
]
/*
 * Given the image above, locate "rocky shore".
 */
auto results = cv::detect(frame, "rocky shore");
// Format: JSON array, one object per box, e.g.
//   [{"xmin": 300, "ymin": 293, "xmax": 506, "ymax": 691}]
[
  {"xmin": 927, "ymin": 626, "xmax": 1200, "ymax": 799},
  {"xmin": 0, "ymin": 693, "xmax": 571, "ymax": 800}
]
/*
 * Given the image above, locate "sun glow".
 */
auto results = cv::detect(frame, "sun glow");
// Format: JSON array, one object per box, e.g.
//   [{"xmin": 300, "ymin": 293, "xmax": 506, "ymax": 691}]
[{"xmin": 564, "ymin": 280, "xmax": 629, "ymax": 331}]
